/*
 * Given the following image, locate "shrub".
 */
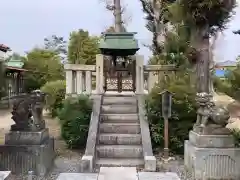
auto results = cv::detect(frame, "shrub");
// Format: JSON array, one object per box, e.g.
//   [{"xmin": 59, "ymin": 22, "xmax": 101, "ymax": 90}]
[
  {"xmin": 146, "ymin": 73, "xmax": 197, "ymax": 154},
  {"xmin": 225, "ymin": 65, "xmax": 240, "ymax": 100},
  {"xmin": 213, "ymin": 76, "xmax": 232, "ymax": 95},
  {"xmin": 213, "ymin": 65, "xmax": 240, "ymax": 100},
  {"xmin": 57, "ymin": 95, "xmax": 92, "ymax": 149},
  {"xmin": 231, "ymin": 129, "xmax": 240, "ymax": 147},
  {"xmin": 41, "ymin": 80, "xmax": 66, "ymax": 117}
]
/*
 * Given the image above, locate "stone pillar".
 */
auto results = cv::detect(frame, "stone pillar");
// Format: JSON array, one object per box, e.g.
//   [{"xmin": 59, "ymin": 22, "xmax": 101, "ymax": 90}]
[
  {"xmin": 136, "ymin": 55, "xmax": 144, "ymax": 94},
  {"xmin": 66, "ymin": 70, "xmax": 73, "ymax": 95},
  {"xmin": 73, "ymin": 71, "xmax": 77, "ymax": 94},
  {"xmin": 76, "ymin": 71, "xmax": 83, "ymax": 94},
  {"xmin": 85, "ymin": 71, "xmax": 92, "ymax": 94},
  {"xmin": 96, "ymin": 54, "xmax": 104, "ymax": 94},
  {"xmin": 83, "ymin": 74, "xmax": 86, "ymax": 92},
  {"xmin": 16, "ymin": 73, "xmax": 20, "ymax": 95}
]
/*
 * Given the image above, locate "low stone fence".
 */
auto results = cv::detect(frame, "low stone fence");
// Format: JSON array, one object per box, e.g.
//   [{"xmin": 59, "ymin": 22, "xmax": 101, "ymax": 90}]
[{"xmin": 0, "ymin": 93, "xmax": 27, "ymax": 109}]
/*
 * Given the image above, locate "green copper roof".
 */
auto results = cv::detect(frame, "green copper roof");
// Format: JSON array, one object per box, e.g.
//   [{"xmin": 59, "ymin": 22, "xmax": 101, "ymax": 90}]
[
  {"xmin": 5, "ymin": 56, "xmax": 24, "ymax": 68},
  {"xmin": 99, "ymin": 32, "xmax": 139, "ymax": 56}
]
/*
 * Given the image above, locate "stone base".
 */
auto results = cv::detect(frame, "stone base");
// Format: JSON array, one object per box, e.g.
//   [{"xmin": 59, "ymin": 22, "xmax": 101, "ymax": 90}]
[
  {"xmin": 184, "ymin": 140, "xmax": 240, "ymax": 180},
  {"xmin": 189, "ymin": 130, "xmax": 235, "ymax": 148},
  {"xmin": 80, "ymin": 155, "xmax": 93, "ymax": 173},
  {"xmin": 78, "ymin": 159, "xmax": 90, "ymax": 173},
  {"xmin": 5, "ymin": 128, "xmax": 49, "ymax": 145},
  {"xmin": 144, "ymin": 156, "xmax": 156, "ymax": 172},
  {"xmin": 0, "ymin": 138, "xmax": 55, "ymax": 176}
]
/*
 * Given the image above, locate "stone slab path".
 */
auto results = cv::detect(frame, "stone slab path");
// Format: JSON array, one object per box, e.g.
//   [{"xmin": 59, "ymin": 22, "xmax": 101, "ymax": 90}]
[
  {"xmin": 98, "ymin": 167, "xmax": 137, "ymax": 180},
  {"xmin": 57, "ymin": 173, "xmax": 98, "ymax": 180},
  {"xmin": 138, "ymin": 172, "xmax": 180, "ymax": 180},
  {"xmin": 57, "ymin": 167, "xmax": 180, "ymax": 180},
  {"xmin": 0, "ymin": 171, "xmax": 11, "ymax": 179}
]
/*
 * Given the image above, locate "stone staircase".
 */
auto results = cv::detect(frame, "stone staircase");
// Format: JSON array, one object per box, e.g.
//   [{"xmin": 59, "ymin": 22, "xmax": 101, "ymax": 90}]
[{"xmin": 95, "ymin": 94, "xmax": 144, "ymax": 167}]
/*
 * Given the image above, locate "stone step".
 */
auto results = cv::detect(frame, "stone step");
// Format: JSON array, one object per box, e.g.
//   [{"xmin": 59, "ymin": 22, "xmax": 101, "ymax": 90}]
[
  {"xmin": 99, "ymin": 123, "xmax": 140, "ymax": 134},
  {"xmin": 103, "ymin": 96, "xmax": 137, "ymax": 105},
  {"xmin": 96, "ymin": 145, "xmax": 143, "ymax": 158},
  {"xmin": 96, "ymin": 158, "xmax": 144, "ymax": 167},
  {"xmin": 103, "ymin": 94, "xmax": 135, "ymax": 97},
  {"xmin": 100, "ymin": 114, "xmax": 139, "ymax": 123},
  {"xmin": 99, "ymin": 133, "xmax": 142, "ymax": 145},
  {"xmin": 101, "ymin": 105, "xmax": 137, "ymax": 114}
]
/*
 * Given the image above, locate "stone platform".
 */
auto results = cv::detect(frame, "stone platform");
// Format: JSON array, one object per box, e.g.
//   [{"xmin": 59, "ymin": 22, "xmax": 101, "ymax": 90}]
[
  {"xmin": 0, "ymin": 129, "xmax": 55, "ymax": 176},
  {"xmin": 57, "ymin": 167, "xmax": 180, "ymax": 180},
  {"xmin": 185, "ymin": 131, "xmax": 240, "ymax": 180}
]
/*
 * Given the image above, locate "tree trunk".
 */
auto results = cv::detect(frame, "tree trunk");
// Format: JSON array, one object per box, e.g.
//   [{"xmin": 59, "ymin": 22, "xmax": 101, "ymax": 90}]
[
  {"xmin": 114, "ymin": 0, "xmax": 123, "ymax": 32},
  {"xmin": 196, "ymin": 29, "xmax": 210, "ymax": 93},
  {"xmin": 152, "ymin": 0, "xmax": 165, "ymax": 50},
  {"xmin": 209, "ymin": 33, "xmax": 218, "ymax": 95}
]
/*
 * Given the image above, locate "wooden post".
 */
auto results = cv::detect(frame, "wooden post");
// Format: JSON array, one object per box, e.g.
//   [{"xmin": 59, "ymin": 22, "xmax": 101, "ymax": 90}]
[
  {"xmin": 160, "ymin": 89, "xmax": 174, "ymax": 162},
  {"xmin": 163, "ymin": 116, "xmax": 169, "ymax": 160}
]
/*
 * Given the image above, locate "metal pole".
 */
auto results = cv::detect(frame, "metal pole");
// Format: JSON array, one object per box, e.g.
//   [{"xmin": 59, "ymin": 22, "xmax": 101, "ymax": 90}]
[{"xmin": 163, "ymin": 116, "xmax": 169, "ymax": 160}]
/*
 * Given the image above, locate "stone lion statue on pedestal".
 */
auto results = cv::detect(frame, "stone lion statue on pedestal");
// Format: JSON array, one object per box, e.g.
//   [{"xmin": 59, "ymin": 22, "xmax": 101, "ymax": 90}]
[
  {"xmin": 194, "ymin": 92, "xmax": 231, "ymax": 135},
  {"xmin": 11, "ymin": 90, "xmax": 46, "ymax": 131}
]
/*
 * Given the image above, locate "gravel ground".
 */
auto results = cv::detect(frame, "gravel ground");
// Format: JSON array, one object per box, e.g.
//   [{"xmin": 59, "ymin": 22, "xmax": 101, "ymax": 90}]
[
  {"xmin": 155, "ymin": 154, "xmax": 193, "ymax": 180},
  {"xmin": 7, "ymin": 154, "xmax": 83, "ymax": 180}
]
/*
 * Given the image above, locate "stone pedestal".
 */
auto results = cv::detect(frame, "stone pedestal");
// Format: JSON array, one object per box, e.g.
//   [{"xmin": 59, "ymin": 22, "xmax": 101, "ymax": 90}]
[
  {"xmin": 5, "ymin": 128, "xmax": 49, "ymax": 145},
  {"xmin": 0, "ymin": 129, "xmax": 55, "ymax": 176},
  {"xmin": 184, "ymin": 131, "xmax": 240, "ymax": 180}
]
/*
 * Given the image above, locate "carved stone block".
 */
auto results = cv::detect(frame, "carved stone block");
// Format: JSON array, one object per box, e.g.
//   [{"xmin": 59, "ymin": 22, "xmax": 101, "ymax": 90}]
[
  {"xmin": 5, "ymin": 128, "xmax": 49, "ymax": 145},
  {"xmin": 185, "ymin": 132, "xmax": 240, "ymax": 180},
  {"xmin": 0, "ymin": 138, "xmax": 55, "ymax": 176},
  {"xmin": 189, "ymin": 130, "xmax": 235, "ymax": 148}
]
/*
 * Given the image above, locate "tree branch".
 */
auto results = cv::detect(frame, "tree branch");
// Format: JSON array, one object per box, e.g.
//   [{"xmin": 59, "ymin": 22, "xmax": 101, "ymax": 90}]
[{"xmin": 139, "ymin": 0, "xmax": 154, "ymax": 18}]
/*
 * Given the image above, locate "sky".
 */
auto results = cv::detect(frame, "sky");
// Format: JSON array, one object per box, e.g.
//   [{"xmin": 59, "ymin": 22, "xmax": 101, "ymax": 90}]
[{"xmin": 0, "ymin": 0, "xmax": 240, "ymax": 62}]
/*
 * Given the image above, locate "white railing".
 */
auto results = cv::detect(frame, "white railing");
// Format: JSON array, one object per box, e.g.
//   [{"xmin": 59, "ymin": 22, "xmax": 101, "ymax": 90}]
[
  {"xmin": 64, "ymin": 64, "xmax": 96, "ymax": 95},
  {"xmin": 64, "ymin": 54, "xmax": 177, "ymax": 95}
]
